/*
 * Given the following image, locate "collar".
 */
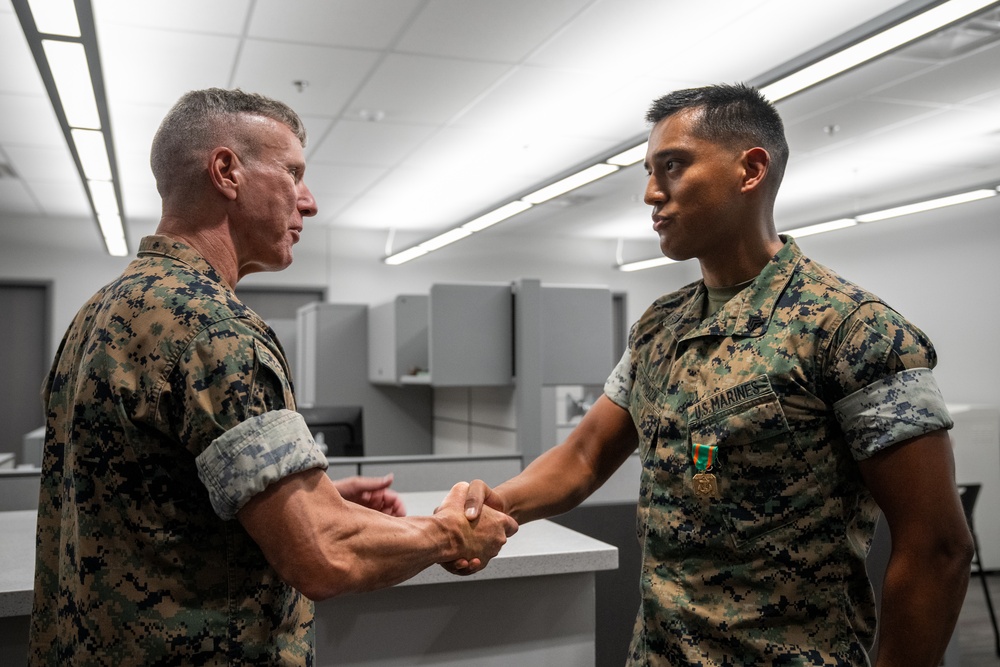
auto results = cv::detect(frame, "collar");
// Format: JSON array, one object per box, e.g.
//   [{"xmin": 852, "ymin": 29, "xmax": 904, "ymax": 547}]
[
  {"xmin": 670, "ymin": 235, "xmax": 803, "ymax": 341},
  {"xmin": 137, "ymin": 235, "xmax": 228, "ymax": 288}
]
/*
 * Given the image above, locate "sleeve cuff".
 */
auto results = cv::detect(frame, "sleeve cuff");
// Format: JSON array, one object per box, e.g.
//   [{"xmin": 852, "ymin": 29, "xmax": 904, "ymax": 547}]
[
  {"xmin": 196, "ymin": 409, "xmax": 329, "ymax": 520},
  {"xmin": 603, "ymin": 347, "xmax": 633, "ymax": 410},
  {"xmin": 833, "ymin": 367, "xmax": 953, "ymax": 461}
]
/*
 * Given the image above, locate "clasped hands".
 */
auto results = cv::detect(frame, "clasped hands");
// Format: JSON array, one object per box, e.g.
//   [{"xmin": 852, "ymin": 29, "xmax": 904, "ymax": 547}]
[
  {"xmin": 336, "ymin": 474, "xmax": 515, "ymax": 575},
  {"xmin": 435, "ymin": 479, "xmax": 511, "ymax": 575}
]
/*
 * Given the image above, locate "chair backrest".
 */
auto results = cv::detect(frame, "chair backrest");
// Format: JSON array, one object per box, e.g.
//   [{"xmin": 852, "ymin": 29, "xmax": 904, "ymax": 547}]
[{"xmin": 957, "ymin": 483, "xmax": 980, "ymax": 528}]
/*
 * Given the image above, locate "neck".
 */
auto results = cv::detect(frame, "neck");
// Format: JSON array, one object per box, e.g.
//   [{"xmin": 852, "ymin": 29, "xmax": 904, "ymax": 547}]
[
  {"xmin": 699, "ymin": 231, "xmax": 783, "ymax": 288},
  {"xmin": 156, "ymin": 216, "xmax": 240, "ymax": 289}
]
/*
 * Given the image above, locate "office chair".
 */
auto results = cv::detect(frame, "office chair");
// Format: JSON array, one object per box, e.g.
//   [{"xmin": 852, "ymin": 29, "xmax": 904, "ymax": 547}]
[{"xmin": 957, "ymin": 483, "xmax": 1000, "ymax": 658}]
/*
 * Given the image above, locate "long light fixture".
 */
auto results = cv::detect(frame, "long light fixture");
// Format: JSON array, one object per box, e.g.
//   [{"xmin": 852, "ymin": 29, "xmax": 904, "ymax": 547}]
[
  {"xmin": 616, "ymin": 186, "xmax": 999, "ymax": 272},
  {"xmin": 13, "ymin": 0, "xmax": 128, "ymax": 257},
  {"xmin": 384, "ymin": 0, "xmax": 997, "ymax": 266}
]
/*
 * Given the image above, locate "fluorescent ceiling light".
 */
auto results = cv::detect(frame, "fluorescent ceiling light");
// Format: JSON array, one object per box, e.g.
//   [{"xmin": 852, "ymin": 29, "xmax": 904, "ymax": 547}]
[
  {"xmin": 788, "ymin": 218, "xmax": 857, "ymax": 238},
  {"xmin": 27, "ymin": 0, "xmax": 80, "ymax": 36},
  {"xmin": 88, "ymin": 179, "xmax": 118, "ymax": 216},
  {"xmin": 760, "ymin": 0, "xmax": 997, "ymax": 101},
  {"xmin": 607, "ymin": 143, "xmax": 648, "ymax": 167},
  {"xmin": 618, "ymin": 256, "xmax": 678, "ymax": 272},
  {"xmin": 462, "ymin": 200, "xmax": 533, "ymax": 232},
  {"xmin": 419, "ymin": 227, "xmax": 472, "ymax": 251},
  {"xmin": 522, "ymin": 163, "xmax": 619, "ymax": 205},
  {"xmin": 856, "ymin": 189, "xmax": 996, "ymax": 222},
  {"xmin": 41, "ymin": 39, "xmax": 100, "ymax": 129},
  {"xmin": 386, "ymin": 0, "xmax": 999, "ymax": 267},
  {"xmin": 385, "ymin": 246, "xmax": 429, "ymax": 266},
  {"xmin": 71, "ymin": 128, "xmax": 111, "ymax": 180},
  {"xmin": 98, "ymin": 214, "xmax": 127, "ymax": 256}
]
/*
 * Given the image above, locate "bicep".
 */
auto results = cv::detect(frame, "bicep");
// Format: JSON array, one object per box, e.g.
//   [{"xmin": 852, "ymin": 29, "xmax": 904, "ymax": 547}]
[{"xmin": 858, "ymin": 430, "xmax": 967, "ymax": 546}]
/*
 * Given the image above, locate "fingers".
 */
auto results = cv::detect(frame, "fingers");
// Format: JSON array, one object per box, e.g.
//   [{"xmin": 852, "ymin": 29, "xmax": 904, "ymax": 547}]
[
  {"xmin": 438, "ymin": 481, "xmax": 471, "ymax": 512},
  {"xmin": 464, "ymin": 479, "xmax": 491, "ymax": 520}
]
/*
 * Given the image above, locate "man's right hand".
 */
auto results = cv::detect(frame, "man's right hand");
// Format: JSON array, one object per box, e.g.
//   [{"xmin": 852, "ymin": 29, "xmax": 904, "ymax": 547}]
[{"xmin": 434, "ymin": 482, "xmax": 517, "ymax": 575}]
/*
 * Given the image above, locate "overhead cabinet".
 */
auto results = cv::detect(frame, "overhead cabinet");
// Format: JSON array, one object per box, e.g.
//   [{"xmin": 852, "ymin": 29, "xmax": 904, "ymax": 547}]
[{"xmin": 368, "ymin": 283, "xmax": 513, "ymax": 387}]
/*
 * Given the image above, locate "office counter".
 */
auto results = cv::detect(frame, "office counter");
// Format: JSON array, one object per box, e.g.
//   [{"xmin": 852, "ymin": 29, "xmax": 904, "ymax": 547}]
[{"xmin": 0, "ymin": 492, "xmax": 617, "ymax": 667}]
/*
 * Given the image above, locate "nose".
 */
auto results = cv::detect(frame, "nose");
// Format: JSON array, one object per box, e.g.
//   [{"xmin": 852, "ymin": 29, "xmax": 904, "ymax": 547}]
[
  {"xmin": 299, "ymin": 182, "xmax": 318, "ymax": 218},
  {"xmin": 643, "ymin": 174, "xmax": 664, "ymax": 207}
]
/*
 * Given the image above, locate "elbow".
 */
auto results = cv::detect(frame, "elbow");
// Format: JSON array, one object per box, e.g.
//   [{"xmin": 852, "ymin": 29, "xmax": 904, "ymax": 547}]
[
  {"xmin": 290, "ymin": 566, "xmax": 355, "ymax": 602},
  {"xmin": 927, "ymin": 527, "xmax": 975, "ymax": 579},
  {"xmin": 280, "ymin": 555, "xmax": 357, "ymax": 602}
]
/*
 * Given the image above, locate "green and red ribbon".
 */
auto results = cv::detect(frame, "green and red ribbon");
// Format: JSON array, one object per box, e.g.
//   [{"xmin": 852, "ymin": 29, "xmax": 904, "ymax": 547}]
[{"xmin": 691, "ymin": 443, "xmax": 716, "ymax": 472}]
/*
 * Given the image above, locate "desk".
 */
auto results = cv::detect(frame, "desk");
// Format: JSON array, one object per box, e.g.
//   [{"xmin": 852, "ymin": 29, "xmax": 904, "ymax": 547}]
[{"xmin": 0, "ymin": 492, "xmax": 617, "ymax": 667}]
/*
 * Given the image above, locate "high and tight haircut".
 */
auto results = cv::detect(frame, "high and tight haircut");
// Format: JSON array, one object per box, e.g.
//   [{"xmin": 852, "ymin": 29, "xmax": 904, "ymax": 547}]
[
  {"xmin": 150, "ymin": 88, "xmax": 307, "ymax": 197},
  {"xmin": 646, "ymin": 83, "xmax": 789, "ymax": 187}
]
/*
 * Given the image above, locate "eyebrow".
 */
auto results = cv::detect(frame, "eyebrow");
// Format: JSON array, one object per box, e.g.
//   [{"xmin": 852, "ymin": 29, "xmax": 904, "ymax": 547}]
[{"xmin": 643, "ymin": 148, "xmax": 687, "ymax": 171}]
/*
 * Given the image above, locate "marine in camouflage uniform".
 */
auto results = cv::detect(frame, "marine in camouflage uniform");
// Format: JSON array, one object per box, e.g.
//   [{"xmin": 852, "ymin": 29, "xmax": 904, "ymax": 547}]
[
  {"xmin": 30, "ymin": 236, "xmax": 327, "ymax": 665},
  {"xmin": 603, "ymin": 236, "xmax": 952, "ymax": 665},
  {"xmin": 457, "ymin": 82, "xmax": 971, "ymax": 667}
]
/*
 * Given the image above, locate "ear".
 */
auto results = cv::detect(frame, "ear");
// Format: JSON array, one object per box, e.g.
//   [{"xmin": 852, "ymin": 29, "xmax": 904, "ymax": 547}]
[
  {"xmin": 208, "ymin": 147, "xmax": 240, "ymax": 201},
  {"xmin": 740, "ymin": 147, "xmax": 770, "ymax": 194}
]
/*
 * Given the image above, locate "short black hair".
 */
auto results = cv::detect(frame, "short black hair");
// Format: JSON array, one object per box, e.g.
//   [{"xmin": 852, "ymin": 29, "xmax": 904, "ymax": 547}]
[{"xmin": 646, "ymin": 83, "xmax": 789, "ymax": 187}]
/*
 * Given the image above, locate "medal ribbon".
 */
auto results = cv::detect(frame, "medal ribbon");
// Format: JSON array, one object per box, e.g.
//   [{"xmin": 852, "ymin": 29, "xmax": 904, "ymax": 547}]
[{"xmin": 691, "ymin": 443, "xmax": 716, "ymax": 472}]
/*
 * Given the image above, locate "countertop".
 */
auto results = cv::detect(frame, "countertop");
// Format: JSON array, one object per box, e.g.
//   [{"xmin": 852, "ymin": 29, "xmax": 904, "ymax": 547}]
[{"xmin": 0, "ymin": 491, "xmax": 617, "ymax": 618}]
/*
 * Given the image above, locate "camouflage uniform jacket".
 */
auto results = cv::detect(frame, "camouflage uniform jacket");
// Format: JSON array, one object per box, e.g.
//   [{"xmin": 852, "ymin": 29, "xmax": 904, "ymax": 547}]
[
  {"xmin": 604, "ymin": 237, "xmax": 952, "ymax": 666},
  {"xmin": 29, "ymin": 236, "xmax": 328, "ymax": 666}
]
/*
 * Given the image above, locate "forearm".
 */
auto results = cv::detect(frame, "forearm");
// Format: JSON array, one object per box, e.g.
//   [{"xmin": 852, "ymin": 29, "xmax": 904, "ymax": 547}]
[
  {"xmin": 240, "ymin": 471, "xmax": 509, "ymax": 600},
  {"xmin": 497, "ymin": 395, "xmax": 637, "ymax": 523},
  {"xmin": 873, "ymin": 543, "xmax": 971, "ymax": 666},
  {"xmin": 496, "ymin": 443, "xmax": 605, "ymax": 523}
]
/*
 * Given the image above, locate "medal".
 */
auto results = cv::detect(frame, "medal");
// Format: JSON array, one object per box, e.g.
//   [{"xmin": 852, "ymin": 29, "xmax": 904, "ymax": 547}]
[
  {"xmin": 691, "ymin": 443, "xmax": 719, "ymax": 499},
  {"xmin": 692, "ymin": 472, "xmax": 719, "ymax": 497}
]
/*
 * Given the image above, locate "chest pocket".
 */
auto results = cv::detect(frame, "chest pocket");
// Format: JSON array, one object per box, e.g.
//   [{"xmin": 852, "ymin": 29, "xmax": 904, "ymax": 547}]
[{"xmin": 687, "ymin": 375, "xmax": 818, "ymax": 547}]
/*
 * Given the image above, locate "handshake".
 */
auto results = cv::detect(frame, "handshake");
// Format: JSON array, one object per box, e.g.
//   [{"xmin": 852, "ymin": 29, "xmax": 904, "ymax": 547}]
[{"xmin": 432, "ymin": 481, "xmax": 516, "ymax": 575}]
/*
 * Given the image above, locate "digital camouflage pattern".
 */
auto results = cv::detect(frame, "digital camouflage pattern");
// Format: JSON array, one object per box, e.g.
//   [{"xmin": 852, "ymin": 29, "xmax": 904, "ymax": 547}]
[
  {"xmin": 30, "ymin": 236, "xmax": 327, "ymax": 666},
  {"xmin": 605, "ymin": 237, "xmax": 952, "ymax": 666}
]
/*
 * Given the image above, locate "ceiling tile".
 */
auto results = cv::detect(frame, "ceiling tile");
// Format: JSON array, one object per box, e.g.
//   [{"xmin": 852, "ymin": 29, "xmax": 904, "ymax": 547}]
[
  {"xmin": 0, "ymin": 93, "xmax": 64, "ymax": 146},
  {"xmin": 99, "ymin": 23, "xmax": 241, "ymax": 106},
  {"xmin": 0, "ymin": 177, "xmax": 40, "ymax": 215},
  {"xmin": 27, "ymin": 178, "xmax": 90, "ymax": 216},
  {"xmin": 347, "ymin": 53, "xmax": 510, "ymax": 125},
  {"xmin": 93, "ymin": 0, "xmax": 251, "ymax": 34},
  {"xmin": 395, "ymin": 0, "xmax": 591, "ymax": 63},
  {"xmin": 248, "ymin": 0, "xmax": 422, "ymax": 49},
  {"xmin": 5, "ymin": 144, "xmax": 78, "ymax": 182},
  {"xmin": 232, "ymin": 40, "xmax": 380, "ymax": 117},
  {"xmin": 0, "ymin": 10, "xmax": 45, "ymax": 96},
  {"xmin": 304, "ymin": 162, "xmax": 386, "ymax": 198},
  {"xmin": 310, "ymin": 119, "xmax": 437, "ymax": 168}
]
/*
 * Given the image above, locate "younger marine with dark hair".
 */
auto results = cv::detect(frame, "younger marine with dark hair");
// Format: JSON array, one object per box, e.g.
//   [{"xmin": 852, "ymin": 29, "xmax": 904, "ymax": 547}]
[{"xmin": 458, "ymin": 83, "xmax": 972, "ymax": 666}]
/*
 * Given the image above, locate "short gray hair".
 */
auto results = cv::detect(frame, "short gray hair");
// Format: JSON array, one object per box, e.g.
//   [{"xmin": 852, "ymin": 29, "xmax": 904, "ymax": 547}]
[{"xmin": 150, "ymin": 88, "xmax": 307, "ymax": 197}]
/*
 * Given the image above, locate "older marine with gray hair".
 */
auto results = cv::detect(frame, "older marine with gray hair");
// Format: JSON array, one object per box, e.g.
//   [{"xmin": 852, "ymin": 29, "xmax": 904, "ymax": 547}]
[{"xmin": 29, "ymin": 88, "xmax": 517, "ymax": 665}]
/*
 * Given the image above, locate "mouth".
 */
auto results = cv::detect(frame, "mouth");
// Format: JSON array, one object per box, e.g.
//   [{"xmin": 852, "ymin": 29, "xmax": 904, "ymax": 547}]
[
  {"xmin": 290, "ymin": 228, "xmax": 302, "ymax": 243},
  {"xmin": 652, "ymin": 214, "xmax": 670, "ymax": 233}
]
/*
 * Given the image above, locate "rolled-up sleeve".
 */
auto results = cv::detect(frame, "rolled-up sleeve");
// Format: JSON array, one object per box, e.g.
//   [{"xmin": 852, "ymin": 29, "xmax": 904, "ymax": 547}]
[
  {"xmin": 834, "ymin": 367, "xmax": 953, "ymax": 461},
  {"xmin": 196, "ymin": 408, "xmax": 328, "ymax": 520},
  {"xmin": 604, "ymin": 347, "xmax": 634, "ymax": 410}
]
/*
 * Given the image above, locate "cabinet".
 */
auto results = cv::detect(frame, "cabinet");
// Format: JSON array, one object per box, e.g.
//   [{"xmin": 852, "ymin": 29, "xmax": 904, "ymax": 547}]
[
  {"xmin": 368, "ymin": 284, "xmax": 513, "ymax": 387},
  {"xmin": 367, "ymin": 295, "xmax": 428, "ymax": 385},
  {"xmin": 296, "ymin": 302, "xmax": 432, "ymax": 456}
]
